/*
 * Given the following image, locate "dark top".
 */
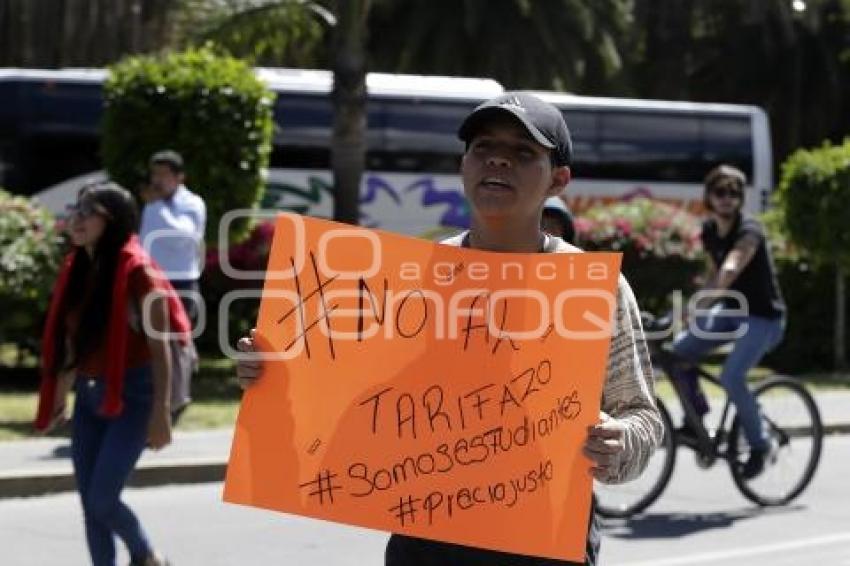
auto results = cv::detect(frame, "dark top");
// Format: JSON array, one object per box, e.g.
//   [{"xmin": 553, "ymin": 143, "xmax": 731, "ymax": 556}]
[{"xmin": 701, "ymin": 214, "xmax": 785, "ymax": 319}]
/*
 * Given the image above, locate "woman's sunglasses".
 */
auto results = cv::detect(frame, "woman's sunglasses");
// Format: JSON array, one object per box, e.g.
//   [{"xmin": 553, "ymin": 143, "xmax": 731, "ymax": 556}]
[
  {"xmin": 710, "ymin": 187, "xmax": 743, "ymax": 199},
  {"xmin": 66, "ymin": 201, "xmax": 110, "ymax": 219}
]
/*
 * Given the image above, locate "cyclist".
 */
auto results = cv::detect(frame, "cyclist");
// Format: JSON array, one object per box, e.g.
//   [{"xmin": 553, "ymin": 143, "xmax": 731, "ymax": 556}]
[{"xmin": 672, "ymin": 164, "xmax": 786, "ymax": 479}]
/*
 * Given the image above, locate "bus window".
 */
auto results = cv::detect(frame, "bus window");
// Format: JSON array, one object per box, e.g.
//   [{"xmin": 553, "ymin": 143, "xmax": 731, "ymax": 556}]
[
  {"xmin": 561, "ymin": 109, "xmax": 600, "ymax": 171},
  {"xmin": 0, "ymin": 143, "xmax": 9, "ymax": 188},
  {"xmin": 598, "ymin": 111, "xmax": 703, "ymax": 182},
  {"xmin": 273, "ymin": 93, "xmax": 333, "ymax": 147},
  {"xmin": 365, "ymin": 150, "xmax": 461, "ymax": 173},
  {"xmin": 19, "ymin": 134, "xmax": 100, "ymax": 196},
  {"xmin": 30, "ymin": 82, "xmax": 102, "ymax": 135},
  {"xmin": 380, "ymin": 98, "xmax": 471, "ymax": 153},
  {"xmin": 369, "ymin": 98, "xmax": 473, "ymax": 173}
]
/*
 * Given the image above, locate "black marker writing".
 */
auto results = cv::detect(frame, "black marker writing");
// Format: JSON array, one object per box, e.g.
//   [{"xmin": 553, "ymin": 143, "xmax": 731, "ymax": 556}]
[{"xmin": 299, "ymin": 469, "xmax": 343, "ymax": 505}]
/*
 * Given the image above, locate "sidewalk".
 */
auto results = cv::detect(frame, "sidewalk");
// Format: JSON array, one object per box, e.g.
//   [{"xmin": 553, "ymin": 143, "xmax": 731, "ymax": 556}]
[
  {"xmin": 0, "ymin": 429, "xmax": 233, "ymax": 499},
  {"xmin": 2, "ymin": 391, "xmax": 848, "ymax": 499}
]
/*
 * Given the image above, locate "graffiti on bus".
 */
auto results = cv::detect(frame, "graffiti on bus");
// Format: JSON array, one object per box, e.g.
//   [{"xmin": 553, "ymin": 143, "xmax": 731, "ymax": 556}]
[
  {"xmin": 261, "ymin": 170, "xmax": 470, "ymax": 238},
  {"xmin": 260, "ymin": 170, "xmax": 707, "ymax": 237}
]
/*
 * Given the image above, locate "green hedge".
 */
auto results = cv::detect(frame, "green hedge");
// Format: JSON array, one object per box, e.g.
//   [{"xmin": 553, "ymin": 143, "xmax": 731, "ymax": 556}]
[
  {"xmin": 0, "ymin": 190, "xmax": 63, "ymax": 354},
  {"xmin": 766, "ymin": 140, "xmax": 850, "ymax": 371},
  {"xmin": 775, "ymin": 139, "xmax": 850, "ymax": 270},
  {"xmin": 102, "ymin": 45, "xmax": 275, "ymax": 243},
  {"xmin": 765, "ymin": 258, "xmax": 850, "ymax": 373}
]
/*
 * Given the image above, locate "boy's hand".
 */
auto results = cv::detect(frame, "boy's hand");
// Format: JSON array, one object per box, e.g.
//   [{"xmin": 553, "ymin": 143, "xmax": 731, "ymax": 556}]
[{"xmin": 584, "ymin": 411, "xmax": 626, "ymax": 482}]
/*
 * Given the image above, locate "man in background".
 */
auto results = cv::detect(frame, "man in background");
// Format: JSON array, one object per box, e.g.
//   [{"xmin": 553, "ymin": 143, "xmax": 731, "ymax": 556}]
[
  {"xmin": 140, "ymin": 149, "xmax": 206, "ymax": 420},
  {"xmin": 140, "ymin": 149, "xmax": 206, "ymax": 324}
]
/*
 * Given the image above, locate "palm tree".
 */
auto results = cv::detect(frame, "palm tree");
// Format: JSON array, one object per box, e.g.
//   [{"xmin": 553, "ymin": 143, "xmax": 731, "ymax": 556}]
[
  {"xmin": 177, "ymin": 0, "xmax": 367, "ymax": 225},
  {"xmin": 629, "ymin": 0, "xmax": 695, "ymax": 99},
  {"xmin": 330, "ymin": 0, "xmax": 369, "ymax": 225},
  {"xmin": 630, "ymin": 0, "xmax": 849, "ymax": 162},
  {"xmin": 366, "ymin": 0, "xmax": 631, "ymax": 93},
  {"xmin": 176, "ymin": 0, "xmax": 331, "ymax": 67},
  {"xmin": 0, "ymin": 0, "xmax": 174, "ymax": 67}
]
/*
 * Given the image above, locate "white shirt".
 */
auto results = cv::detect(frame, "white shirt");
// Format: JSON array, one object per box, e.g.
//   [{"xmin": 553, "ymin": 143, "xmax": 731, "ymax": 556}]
[{"xmin": 140, "ymin": 185, "xmax": 206, "ymax": 281}]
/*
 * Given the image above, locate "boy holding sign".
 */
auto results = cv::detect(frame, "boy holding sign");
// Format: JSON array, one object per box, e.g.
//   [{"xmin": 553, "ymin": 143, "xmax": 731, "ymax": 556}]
[{"xmin": 236, "ymin": 92, "xmax": 662, "ymax": 565}]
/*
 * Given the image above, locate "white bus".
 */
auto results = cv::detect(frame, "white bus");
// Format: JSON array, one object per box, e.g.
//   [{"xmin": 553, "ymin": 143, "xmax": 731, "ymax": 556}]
[
  {"xmin": 0, "ymin": 68, "xmax": 772, "ymax": 237},
  {"xmin": 536, "ymin": 91, "xmax": 773, "ymax": 216}
]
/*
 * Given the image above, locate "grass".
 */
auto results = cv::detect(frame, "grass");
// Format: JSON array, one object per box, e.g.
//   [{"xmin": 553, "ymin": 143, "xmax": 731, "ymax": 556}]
[{"xmin": 0, "ymin": 356, "xmax": 243, "ymax": 442}]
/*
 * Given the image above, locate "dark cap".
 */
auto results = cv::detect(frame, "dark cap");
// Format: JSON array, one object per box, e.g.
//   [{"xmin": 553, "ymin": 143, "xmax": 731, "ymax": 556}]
[
  {"xmin": 149, "ymin": 149, "xmax": 184, "ymax": 172},
  {"xmin": 458, "ymin": 91, "xmax": 573, "ymax": 166}
]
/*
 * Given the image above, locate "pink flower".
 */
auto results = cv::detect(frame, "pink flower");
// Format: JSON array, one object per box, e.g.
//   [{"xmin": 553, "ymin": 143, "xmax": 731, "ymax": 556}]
[
  {"xmin": 573, "ymin": 217, "xmax": 595, "ymax": 234},
  {"xmin": 614, "ymin": 218, "xmax": 632, "ymax": 236}
]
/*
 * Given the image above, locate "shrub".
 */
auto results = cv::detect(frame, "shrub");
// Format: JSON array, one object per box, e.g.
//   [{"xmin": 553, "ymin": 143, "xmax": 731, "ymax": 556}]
[
  {"xmin": 764, "ymin": 257, "xmax": 850, "ymax": 373},
  {"xmin": 763, "ymin": 199, "xmax": 850, "ymax": 373},
  {"xmin": 775, "ymin": 139, "xmax": 850, "ymax": 270},
  {"xmin": 773, "ymin": 139, "xmax": 850, "ymax": 370},
  {"xmin": 0, "ymin": 190, "xmax": 64, "ymax": 355},
  {"xmin": 575, "ymin": 198, "xmax": 704, "ymax": 314},
  {"xmin": 101, "ymin": 45, "xmax": 276, "ymax": 243}
]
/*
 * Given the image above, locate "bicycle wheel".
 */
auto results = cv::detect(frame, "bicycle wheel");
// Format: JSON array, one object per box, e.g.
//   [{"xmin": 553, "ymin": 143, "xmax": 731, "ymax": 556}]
[
  {"xmin": 729, "ymin": 375, "xmax": 823, "ymax": 506},
  {"xmin": 595, "ymin": 398, "xmax": 676, "ymax": 518}
]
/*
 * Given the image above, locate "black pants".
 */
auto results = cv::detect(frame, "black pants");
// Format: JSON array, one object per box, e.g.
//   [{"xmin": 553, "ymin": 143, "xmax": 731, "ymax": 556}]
[
  {"xmin": 169, "ymin": 279, "xmax": 200, "ymax": 327},
  {"xmin": 385, "ymin": 502, "xmax": 600, "ymax": 566}
]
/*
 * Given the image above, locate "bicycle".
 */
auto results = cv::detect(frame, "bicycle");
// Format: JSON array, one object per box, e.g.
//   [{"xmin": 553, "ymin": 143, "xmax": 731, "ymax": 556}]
[{"xmin": 595, "ymin": 313, "xmax": 824, "ymax": 519}]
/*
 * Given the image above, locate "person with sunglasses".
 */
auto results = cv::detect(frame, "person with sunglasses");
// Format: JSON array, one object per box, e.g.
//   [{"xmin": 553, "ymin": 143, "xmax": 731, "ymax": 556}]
[
  {"xmin": 36, "ymin": 182, "xmax": 192, "ymax": 565},
  {"xmin": 671, "ymin": 164, "xmax": 786, "ymax": 479}
]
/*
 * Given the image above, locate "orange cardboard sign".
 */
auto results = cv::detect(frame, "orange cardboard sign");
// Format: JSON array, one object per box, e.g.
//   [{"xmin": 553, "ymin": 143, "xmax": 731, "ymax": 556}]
[{"xmin": 224, "ymin": 214, "xmax": 622, "ymax": 561}]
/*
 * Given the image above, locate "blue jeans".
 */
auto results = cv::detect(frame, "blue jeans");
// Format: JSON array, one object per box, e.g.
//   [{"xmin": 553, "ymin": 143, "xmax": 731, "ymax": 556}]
[
  {"xmin": 672, "ymin": 305, "xmax": 785, "ymax": 451},
  {"xmin": 72, "ymin": 365, "xmax": 154, "ymax": 566}
]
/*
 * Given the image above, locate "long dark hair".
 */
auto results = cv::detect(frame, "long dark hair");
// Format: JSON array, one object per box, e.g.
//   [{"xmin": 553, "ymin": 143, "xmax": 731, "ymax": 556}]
[{"xmin": 54, "ymin": 182, "xmax": 139, "ymax": 373}]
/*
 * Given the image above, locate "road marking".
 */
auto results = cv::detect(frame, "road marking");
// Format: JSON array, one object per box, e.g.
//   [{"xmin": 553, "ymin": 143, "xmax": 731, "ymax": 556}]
[{"xmin": 620, "ymin": 532, "xmax": 850, "ymax": 566}]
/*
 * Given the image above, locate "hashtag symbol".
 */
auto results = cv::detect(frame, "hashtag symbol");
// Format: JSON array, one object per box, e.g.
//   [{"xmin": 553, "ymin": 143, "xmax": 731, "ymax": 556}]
[
  {"xmin": 298, "ymin": 469, "xmax": 343, "ymax": 505},
  {"xmin": 389, "ymin": 495, "xmax": 420, "ymax": 527}
]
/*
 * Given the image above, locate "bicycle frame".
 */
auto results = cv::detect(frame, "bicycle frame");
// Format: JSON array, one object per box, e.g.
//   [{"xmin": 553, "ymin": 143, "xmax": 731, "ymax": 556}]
[
  {"xmin": 651, "ymin": 344, "xmax": 737, "ymax": 467},
  {"xmin": 595, "ymin": 315, "xmax": 824, "ymax": 518}
]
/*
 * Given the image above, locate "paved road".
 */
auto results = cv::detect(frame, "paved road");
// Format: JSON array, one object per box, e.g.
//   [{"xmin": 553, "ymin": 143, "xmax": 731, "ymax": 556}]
[
  {"xmin": 2, "ymin": 435, "xmax": 848, "ymax": 565},
  {"xmin": 601, "ymin": 434, "xmax": 850, "ymax": 565}
]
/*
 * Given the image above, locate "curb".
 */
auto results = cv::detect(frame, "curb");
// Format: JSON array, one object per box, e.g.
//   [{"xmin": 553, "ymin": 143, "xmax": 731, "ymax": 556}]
[
  {"xmin": 0, "ymin": 459, "xmax": 226, "ymax": 499},
  {"xmin": 1, "ymin": 427, "xmax": 847, "ymax": 501}
]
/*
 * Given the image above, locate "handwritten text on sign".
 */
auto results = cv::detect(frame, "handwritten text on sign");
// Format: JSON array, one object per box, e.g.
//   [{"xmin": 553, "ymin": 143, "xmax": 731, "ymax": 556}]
[{"xmin": 223, "ymin": 214, "xmax": 622, "ymax": 561}]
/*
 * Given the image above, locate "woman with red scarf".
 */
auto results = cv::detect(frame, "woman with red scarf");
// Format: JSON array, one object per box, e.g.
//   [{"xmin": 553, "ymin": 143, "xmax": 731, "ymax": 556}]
[{"xmin": 35, "ymin": 182, "xmax": 190, "ymax": 566}]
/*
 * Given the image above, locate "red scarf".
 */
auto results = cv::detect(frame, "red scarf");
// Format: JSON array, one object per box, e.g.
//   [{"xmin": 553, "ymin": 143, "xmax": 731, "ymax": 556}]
[{"xmin": 35, "ymin": 235, "xmax": 191, "ymax": 430}]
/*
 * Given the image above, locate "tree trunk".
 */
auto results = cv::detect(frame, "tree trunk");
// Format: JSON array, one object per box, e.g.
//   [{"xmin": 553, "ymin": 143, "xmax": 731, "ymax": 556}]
[
  {"xmin": 0, "ymin": 0, "xmax": 176, "ymax": 67},
  {"xmin": 331, "ymin": 0, "xmax": 369, "ymax": 225},
  {"xmin": 836, "ymin": 264, "xmax": 847, "ymax": 370}
]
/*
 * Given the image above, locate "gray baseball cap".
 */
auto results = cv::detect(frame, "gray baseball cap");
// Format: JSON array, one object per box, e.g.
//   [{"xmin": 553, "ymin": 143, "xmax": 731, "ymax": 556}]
[{"xmin": 458, "ymin": 91, "xmax": 573, "ymax": 166}]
